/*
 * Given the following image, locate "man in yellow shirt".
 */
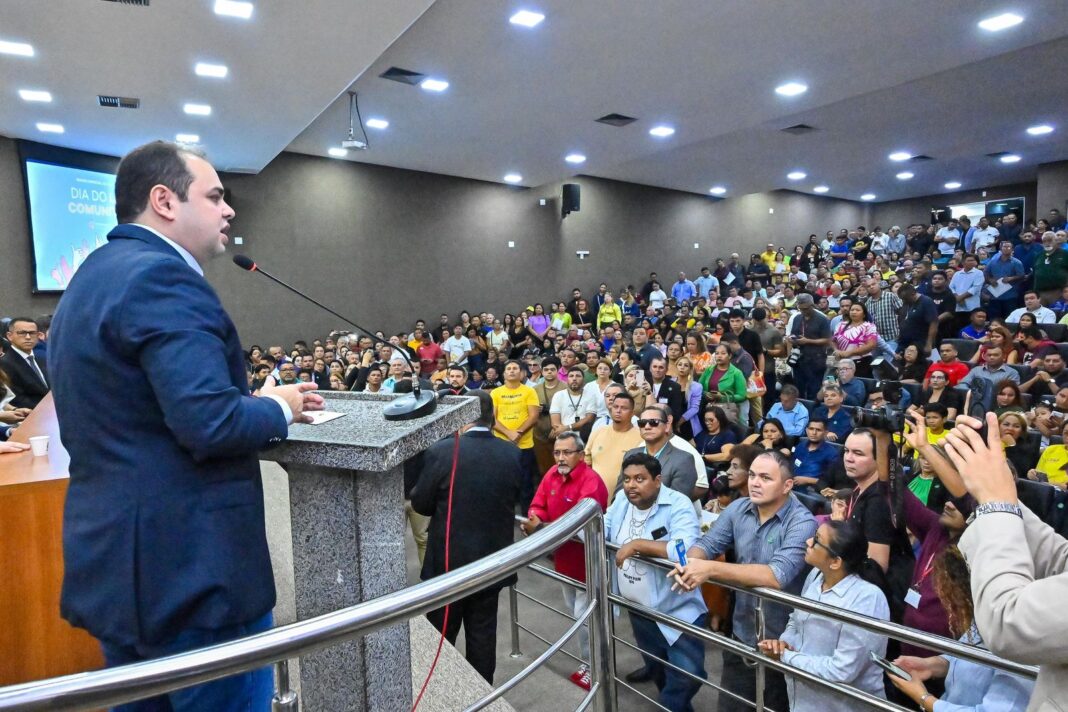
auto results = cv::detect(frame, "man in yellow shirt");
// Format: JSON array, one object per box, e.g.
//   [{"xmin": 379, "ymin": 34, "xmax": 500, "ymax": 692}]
[
  {"xmin": 585, "ymin": 391, "xmax": 643, "ymax": 494},
  {"xmin": 492, "ymin": 359, "xmax": 542, "ymax": 509},
  {"xmin": 760, "ymin": 243, "xmax": 777, "ymax": 268}
]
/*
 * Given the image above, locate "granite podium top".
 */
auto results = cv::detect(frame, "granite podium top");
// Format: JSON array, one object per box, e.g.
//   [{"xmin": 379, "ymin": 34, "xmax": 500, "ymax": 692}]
[{"xmin": 261, "ymin": 391, "xmax": 480, "ymax": 471}]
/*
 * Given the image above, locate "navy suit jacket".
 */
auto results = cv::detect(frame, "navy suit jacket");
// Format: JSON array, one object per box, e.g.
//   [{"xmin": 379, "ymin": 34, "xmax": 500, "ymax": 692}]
[{"xmin": 50, "ymin": 224, "xmax": 289, "ymax": 646}]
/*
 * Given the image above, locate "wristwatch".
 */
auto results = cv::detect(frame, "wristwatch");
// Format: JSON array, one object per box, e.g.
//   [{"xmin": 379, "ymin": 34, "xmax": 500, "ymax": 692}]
[
  {"xmin": 970, "ymin": 501, "xmax": 1023, "ymax": 522},
  {"xmin": 919, "ymin": 692, "xmax": 934, "ymax": 711}
]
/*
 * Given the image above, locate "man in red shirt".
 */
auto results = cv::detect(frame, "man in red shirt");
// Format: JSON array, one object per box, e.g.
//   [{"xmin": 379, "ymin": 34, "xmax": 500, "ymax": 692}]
[
  {"xmin": 416, "ymin": 331, "xmax": 445, "ymax": 377},
  {"xmin": 923, "ymin": 342, "xmax": 970, "ymax": 386},
  {"xmin": 522, "ymin": 430, "xmax": 609, "ymax": 690}
]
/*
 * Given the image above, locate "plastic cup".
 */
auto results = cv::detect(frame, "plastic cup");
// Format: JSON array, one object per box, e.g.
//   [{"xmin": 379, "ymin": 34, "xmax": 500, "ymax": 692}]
[{"xmin": 29, "ymin": 435, "xmax": 49, "ymax": 457}]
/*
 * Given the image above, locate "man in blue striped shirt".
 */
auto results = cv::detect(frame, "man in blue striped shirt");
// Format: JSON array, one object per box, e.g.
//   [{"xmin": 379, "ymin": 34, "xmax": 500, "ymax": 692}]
[{"xmin": 670, "ymin": 450, "xmax": 816, "ymax": 712}]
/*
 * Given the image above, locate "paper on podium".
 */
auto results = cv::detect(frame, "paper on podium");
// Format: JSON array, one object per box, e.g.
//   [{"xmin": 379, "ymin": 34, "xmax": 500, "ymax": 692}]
[{"xmin": 304, "ymin": 410, "xmax": 347, "ymax": 425}]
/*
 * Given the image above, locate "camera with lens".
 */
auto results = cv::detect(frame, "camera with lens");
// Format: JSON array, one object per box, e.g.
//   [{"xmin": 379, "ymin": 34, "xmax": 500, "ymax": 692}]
[{"xmin": 851, "ymin": 379, "xmax": 906, "ymax": 432}]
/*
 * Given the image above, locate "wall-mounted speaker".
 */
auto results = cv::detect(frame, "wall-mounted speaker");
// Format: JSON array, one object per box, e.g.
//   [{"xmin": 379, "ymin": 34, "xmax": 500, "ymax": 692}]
[{"xmin": 562, "ymin": 183, "xmax": 580, "ymax": 218}]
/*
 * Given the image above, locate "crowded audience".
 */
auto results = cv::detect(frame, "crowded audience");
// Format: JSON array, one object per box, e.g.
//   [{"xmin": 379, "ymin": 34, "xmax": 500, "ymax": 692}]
[{"xmin": 5, "ymin": 210, "xmax": 1068, "ymax": 711}]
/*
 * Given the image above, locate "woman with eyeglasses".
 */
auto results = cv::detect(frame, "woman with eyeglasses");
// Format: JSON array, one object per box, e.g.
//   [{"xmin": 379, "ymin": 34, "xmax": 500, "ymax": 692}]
[{"xmin": 758, "ymin": 520, "xmax": 890, "ymax": 711}]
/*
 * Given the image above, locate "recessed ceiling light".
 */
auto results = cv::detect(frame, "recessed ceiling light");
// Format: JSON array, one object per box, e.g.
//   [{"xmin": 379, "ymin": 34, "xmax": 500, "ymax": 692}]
[
  {"xmin": 365, "ymin": 118, "xmax": 389, "ymax": 130},
  {"xmin": 709, "ymin": 186, "xmax": 727, "ymax": 195},
  {"xmin": 978, "ymin": 12, "xmax": 1023, "ymax": 32},
  {"xmin": 18, "ymin": 89, "xmax": 52, "ymax": 103},
  {"xmin": 649, "ymin": 125, "xmax": 675, "ymax": 138},
  {"xmin": 328, "ymin": 147, "xmax": 348, "ymax": 158},
  {"xmin": 503, "ymin": 173, "xmax": 523, "ymax": 184},
  {"xmin": 565, "ymin": 153, "xmax": 587, "ymax": 164},
  {"xmin": 774, "ymin": 82, "xmax": 808, "ymax": 97},
  {"xmin": 945, "ymin": 181, "xmax": 962, "ymax": 189},
  {"xmin": 812, "ymin": 185, "xmax": 829, "ymax": 193},
  {"xmin": 420, "ymin": 78, "xmax": 449, "ymax": 92},
  {"xmin": 860, "ymin": 193, "xmax": 876, "ymax": 201},
  {"xmin": 786, "ymin": 171, "xmax": 806, "ymax": 180},
  {"xmin": 1026, "ymin": 124, "xmax": 1054, "ymax": 136},
  {"xmin": 175, "ymin": 133, "xmax": 200, "ymax": 144},
  {"xmin": 214, "ymin": 0, "xmax": 254, "ymax": 19},
  {"xmin": 1000, "ymin": 154, "xmax": 1021, "ymax": 163},
  {"xmin": 36, "ymin": 122, "xmax": 63, "ymax": 134},
  {"xmin": 888, "ymin": 151, "xmax": 912, "ymax": 161},
  {"xmin": 183, "ymin": 103, "xmax": 212, "ymax": 116},
  {"xmin": 896, "ymin": 171, "xmax": 914, "ymax": 180},
  {"xmin": 195, "ymin": 62, "xmax": 229, "ymax": 79},
  {"xmin": 0, "ymin": 39, "xmax": 34, "ymax": 57},
  {"xmin": 509, "ymin": 10, "xmax": 545, "ymax": 27}
]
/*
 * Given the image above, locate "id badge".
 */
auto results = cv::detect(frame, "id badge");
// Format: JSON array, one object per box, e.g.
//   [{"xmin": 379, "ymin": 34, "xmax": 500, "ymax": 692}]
[{"xmin": 904, "ymin": 587, "xmax": 921, "ymax": 609}]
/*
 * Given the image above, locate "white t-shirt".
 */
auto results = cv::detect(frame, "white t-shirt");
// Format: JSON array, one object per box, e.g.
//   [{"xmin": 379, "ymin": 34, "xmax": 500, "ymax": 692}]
[
  {"xmin": 971, "ymin": 226, "xmax": 1000, "ymax": 251},
  {"xmin": 443, "ymin": 335, "xmax": 472, "ymax": 365},
  {"xmin": 936, "ymin": 227, "xmax": 960, "ymax": 255},
  {"xmin": 550, "ymin": 388, "xmax": 596, "ymax": 426},
  {"xmin": 487, "ymin": 330, "xmax": 509, "ymax": 350},
  {"xmin": 613, "ymin": 502, "xmax": 657, "ymax": 606},
  {"xmin": 582, "ymin": 379, "xmax": 611, "ymax": 419},
  {"xmin": 648, "ymin": 289, "xmax": 668, "ymax": 309}
]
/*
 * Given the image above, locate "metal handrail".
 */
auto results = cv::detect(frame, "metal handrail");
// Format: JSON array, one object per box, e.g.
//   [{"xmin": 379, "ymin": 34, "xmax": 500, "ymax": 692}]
[
  {"xmin": 0, "ymin": 500, "xmax": 606, "ymax": 712},
  {"xmin": 599, "ymin": 542, "xmax": 1038, "ymax": 679}
]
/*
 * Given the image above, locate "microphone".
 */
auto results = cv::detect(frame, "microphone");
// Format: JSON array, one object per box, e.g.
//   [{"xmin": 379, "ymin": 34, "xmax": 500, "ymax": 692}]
[{"xmin": 232, "ymin": 254, "xmax": 436, "ymax": 421}]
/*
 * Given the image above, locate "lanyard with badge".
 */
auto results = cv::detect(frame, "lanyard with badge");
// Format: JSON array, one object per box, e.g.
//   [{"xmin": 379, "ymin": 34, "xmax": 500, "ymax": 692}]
[{"xmin": 904, "ymin": 551, "xmax": 937, "ymax": 608}]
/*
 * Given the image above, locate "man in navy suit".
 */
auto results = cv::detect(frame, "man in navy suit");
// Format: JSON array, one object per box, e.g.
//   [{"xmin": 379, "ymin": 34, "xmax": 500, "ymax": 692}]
[
  {"xmin": 1, "ymin": 316, "xmax": 49, "ymax": 409},
  {"xmin": 50, "ymin": 141, "xmax": 323, "ymax": 711}
]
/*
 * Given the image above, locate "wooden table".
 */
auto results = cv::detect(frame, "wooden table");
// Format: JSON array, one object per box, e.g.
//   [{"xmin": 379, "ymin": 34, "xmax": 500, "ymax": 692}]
[{"xmin": 0, "ymin": 394, "xmax": 104, "ymax": 685}]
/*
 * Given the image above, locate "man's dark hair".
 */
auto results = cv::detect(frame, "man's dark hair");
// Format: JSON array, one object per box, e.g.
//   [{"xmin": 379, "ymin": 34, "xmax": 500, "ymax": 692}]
[
  {"xmin": 751, "ymin": 307, "xmax": 767, "ymax": 321},
  {"xmin": 925, "ymin": 402, "xmax": 949, "ymax": 418},
  {"xmin": 7, "ymin": 317, "xmax": 38, "ymax": 330},
  {"xmin": 35, "ymin": 314, "xmax": 52, "ymax": 332},
  {"xmin": 728, "ymin": 309, "xmax": 745, "ymax": 320},
  {"xmin": 931, "ymin": 270, "xmax": 948, "ymax": 280},
  {"xmin": 447, "ymin": 365, "xmax": 468, "ymax": 377},
  {"xmin": 622, "ymin": 451, "xmax": 662, "ymax": 478},
  {"xmin": 754, "ymin": 449, "xmax": 795, "ymax": 480},
  {"xmin": 541, "ymin": 355, "xmax": 561, "ymax": 369},
  {"xmin": 612, "ymin": 391, "xmax": 635, "ymax": 407},
  {"xmin": 115, "ymin": 141, "xmax": 206, "ymax": 223},
  {"xmin": 1019, "ymin": 324, "xmax": 1043, "ymax": 341},
  {"xmin": 567, "ymin": 365, "xmax": 585, "ymax": 375},
  {"xmin": 472, "ymin": 390, "xmax": 495, "ymax": 428},
  {"xmin": 807, "ymin": 417, "xmax": 827, "ymax": 428},
  {"xmin": 641, "ymin": 403, "xmax": 671, "ymax": 422}
]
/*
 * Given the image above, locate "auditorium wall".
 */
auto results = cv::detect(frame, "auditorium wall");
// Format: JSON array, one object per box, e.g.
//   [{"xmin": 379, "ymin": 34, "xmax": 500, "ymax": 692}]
[
  {"xmin": 3, "ymin": 137, "xmax": 875, "ymax": 343},
  {"xmin": 869, "ymin": 181, "xmax": 1039, "ymax": 232}
]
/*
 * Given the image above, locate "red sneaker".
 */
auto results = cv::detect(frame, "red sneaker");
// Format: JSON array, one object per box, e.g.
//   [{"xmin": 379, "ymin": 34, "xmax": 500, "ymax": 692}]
[{"xmin": 569, "ymin": 664, "xmax": 591, "ymax": 691}]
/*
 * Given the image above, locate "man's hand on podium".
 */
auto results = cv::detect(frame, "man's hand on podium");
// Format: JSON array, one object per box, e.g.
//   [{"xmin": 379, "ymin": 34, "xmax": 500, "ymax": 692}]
[{"xmin": 262, "ymin": 382, "xmax": 326, "ymax": 424}]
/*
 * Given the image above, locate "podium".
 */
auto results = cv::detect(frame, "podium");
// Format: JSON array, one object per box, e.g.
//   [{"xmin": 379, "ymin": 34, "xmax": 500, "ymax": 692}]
[{"xmin": 262, "ymin": 391, "xmax": 479, "ymax": 712}]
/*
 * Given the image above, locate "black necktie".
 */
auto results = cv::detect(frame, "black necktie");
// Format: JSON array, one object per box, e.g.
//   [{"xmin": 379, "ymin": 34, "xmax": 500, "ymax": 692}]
[{"xmin": 27, "ymin": 354, "xmax": 47, "ymax": 387}]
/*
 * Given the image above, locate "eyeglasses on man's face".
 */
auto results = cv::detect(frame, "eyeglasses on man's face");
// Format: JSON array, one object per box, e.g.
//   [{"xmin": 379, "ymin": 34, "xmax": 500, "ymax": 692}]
[{"xmin": 637, "ymin": 418, "xmax": 664, "ymax": 428}]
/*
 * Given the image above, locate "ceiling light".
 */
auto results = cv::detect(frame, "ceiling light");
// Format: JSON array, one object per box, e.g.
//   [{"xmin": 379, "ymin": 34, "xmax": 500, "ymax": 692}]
[
  {"xmin": 709, "ymin": 186, "xmax": 727, "ymax": 195},
  {"xmin": 36, "ymin": 122, "xmax": 63, "ymax": 134},
  {"xmin": 565, "ymin": 153, "xmax": 586, "ymax": 164},
  {"xmin": 183, "ymin": 103, "xmax": 212, "ymax": 116},
  {"xmin": 896, "ymin": 171, "xmax": 914, "ymax": 180},
  {"xmin": 786, "ymin": 171, "xmax": 806, "ymax": 180},
  {"xmin": 860, "ymin": 193, "xmax": 876, "ymax": 201},
  {"xmin": 328, "ymin": 147, "xmax": 348, "ymax": 158},
  {"xmin": 0, "ymin": 39, "xmax": 34, "ymax": 57},
  {"xmin": 18, "ymin": 89, "xmax": 52, "ymax": 102},
  {"xmin": 649, "ymin": 125, "xmax": 675, "ymax": 138},
  {"xmin": 420, "ymin": 78, "xmax": 449, "ymax": 92},
  {"xmin": 945, "ymin": 181, "xmax": 962, "ymax": 189},
  {"xmin": 509, "ymin": 10, "xmax": 545, "ymax": 27},
  {"xmin": 978, "ymin": 12, "xmax": 1023, "ymax": 31},
  {"xmin": 214, "ymin": 0, "xmax": 254, "ymax": 19},
  {"xmin": 774, "ymin": 82, "xmax": 808, "ymax": 97},
  {"xmin": 1000, "ymin": 154, "xmax": 1021, "ymax": 163},
  {"xmin": 365, "ymin": 118, "xmax": 389, "ymax": 130},
  {"xmin": 503, "ymin": 173, "xmax": 523, "ymax": 183},
  {"xmin": 812, "ymin": 186, "xmax": 829, "ymax": 193},
  {"xmin": 195, "ymin": 62, "xmax": 229, "ymax": 79},
  {"xmin": 888, "ymin": 151, "xmax": 912, "ymax": 161},
  {"xmin": 175, "ymin": 133, "xmax": 200, "ymax": 144},
  {"xmin": 1026, "ymin": 124, "xmax": 1054, "ymax": 136}
]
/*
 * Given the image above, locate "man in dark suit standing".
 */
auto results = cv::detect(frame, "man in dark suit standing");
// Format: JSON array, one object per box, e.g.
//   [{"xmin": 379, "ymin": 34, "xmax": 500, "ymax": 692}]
[
  {"xmin": 410, "ymin": 390, "xmax": 522, "ymax": 683},
  {"xmin": 647, "ymin": 354, "xmax": 685, "ymax": 424},
  {"xmin": 49, "ymin": 141, "xmax": 323, "ymax": 711},
  {"xmin": 1, "ymin": 317, "xmax": 49, "ymax": 409}
]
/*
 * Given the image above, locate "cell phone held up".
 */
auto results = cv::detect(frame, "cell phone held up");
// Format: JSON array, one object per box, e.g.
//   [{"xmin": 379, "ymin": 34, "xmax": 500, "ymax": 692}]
[{"xmin": 869, "ymin": 651, "xmax": 911, "ymax": 681}]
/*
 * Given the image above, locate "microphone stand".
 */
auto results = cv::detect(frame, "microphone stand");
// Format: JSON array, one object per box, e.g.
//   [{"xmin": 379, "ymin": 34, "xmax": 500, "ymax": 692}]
[{"xmin": 233, "ymin": 255, "xmax": 437, "ymax": 421}]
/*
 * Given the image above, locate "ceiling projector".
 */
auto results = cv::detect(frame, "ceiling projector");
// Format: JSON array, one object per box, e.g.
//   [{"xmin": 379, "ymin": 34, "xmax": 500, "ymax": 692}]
[{"xmin": 342, "ymin": 137, "xmax": 368, "ymax": 150}]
